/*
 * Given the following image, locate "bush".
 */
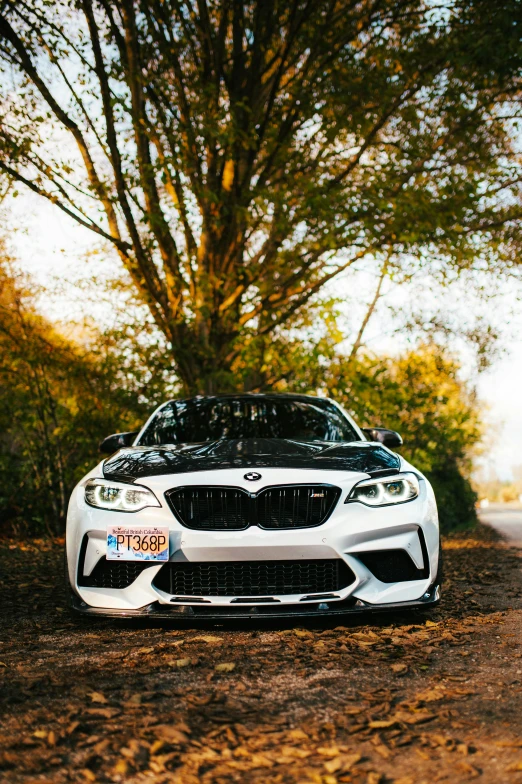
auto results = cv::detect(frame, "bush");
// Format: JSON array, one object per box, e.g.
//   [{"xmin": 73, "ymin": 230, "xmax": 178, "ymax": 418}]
[
  {"xmin": 269, "ymin": 342, "xmax": 482, "ymax": 532},
  {"xmin": 333, "ymin": 347, "xmax": 482, "ymax": 531},
  {"xmin": 0, "ymin": 260, "xmax": 165, "ymax": 536}
]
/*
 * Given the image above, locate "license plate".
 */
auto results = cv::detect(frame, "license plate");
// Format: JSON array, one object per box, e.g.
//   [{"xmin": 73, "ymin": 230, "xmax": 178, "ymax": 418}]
[{"xmin": 107, "ymin": 525, "xmax": 169, "ymax": 561}]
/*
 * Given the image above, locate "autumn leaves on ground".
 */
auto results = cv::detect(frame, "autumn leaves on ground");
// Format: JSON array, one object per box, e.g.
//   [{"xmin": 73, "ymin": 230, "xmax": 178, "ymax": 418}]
[{"xmin": 1, "ymin": 524, "xmax": 521, "ymax": 784}]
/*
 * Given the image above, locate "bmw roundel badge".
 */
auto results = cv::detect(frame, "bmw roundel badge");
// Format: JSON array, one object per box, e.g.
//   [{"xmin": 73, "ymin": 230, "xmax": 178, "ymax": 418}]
[{"xmin": 244, "ymin": 471, "xmax": 262, "ymax": 481}]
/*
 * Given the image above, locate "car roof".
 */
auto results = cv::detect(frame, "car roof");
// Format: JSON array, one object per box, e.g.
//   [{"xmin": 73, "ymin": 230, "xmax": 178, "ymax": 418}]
[{"xmin": 164, "ymin": 392, "xmax": 337, "ymax": 407}]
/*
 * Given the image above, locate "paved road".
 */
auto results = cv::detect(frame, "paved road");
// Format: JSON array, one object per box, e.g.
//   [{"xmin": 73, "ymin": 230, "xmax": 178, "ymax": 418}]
[{"xmin": 479, "ymin": 503, "xmax": 522, "ymax": 547}]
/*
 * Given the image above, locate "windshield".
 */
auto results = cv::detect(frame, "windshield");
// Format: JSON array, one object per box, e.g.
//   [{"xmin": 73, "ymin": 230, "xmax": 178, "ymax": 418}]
[{"xmin": 138, "ymin": 397, "xmax": 359, "ymax": 445}]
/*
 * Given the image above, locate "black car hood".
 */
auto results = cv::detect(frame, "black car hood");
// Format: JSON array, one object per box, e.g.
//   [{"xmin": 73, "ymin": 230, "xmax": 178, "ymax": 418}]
[{"xmin": 102, "ymin": 438, "xmax": 400, "ymax": 482}]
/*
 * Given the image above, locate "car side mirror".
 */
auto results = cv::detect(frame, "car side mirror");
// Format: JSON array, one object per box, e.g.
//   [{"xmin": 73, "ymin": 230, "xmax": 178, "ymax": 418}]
[
  {"xmin": 363, "ymin": 427, "xmax": 403, "ymax": 448},
  {"xmin": 99, "ymin": 431, "xmax": 139, "ymax": 454}
]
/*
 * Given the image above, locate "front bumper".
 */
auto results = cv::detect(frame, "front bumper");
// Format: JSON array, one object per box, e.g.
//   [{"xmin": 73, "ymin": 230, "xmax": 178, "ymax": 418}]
[
  {"xmin": 66, "ymin": 465, "xmax": 440, "ymax": 616},
  {"xmin": 69, "ymin": 584, "xmax": 441, "ymax": 619}
]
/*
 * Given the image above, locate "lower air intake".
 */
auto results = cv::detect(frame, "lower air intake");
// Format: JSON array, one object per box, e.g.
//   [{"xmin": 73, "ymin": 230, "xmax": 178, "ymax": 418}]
[
  {"xmin": 356, "ymin": 549, "xmax": 428, "ymax": 583},
  {"xmin": 77, "ymin": 557, "xmax": 155, "ymax": 589},
  {"xmin": 153, "ymin": 559, "xmax": 355, "ymax": 597},
  {"xmin": 76, "ymin": 537, "xmax": 155, "ymax": 590}
]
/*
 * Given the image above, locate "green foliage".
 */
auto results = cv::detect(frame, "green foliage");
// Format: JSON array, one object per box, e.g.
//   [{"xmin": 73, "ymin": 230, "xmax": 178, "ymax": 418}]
[
  {"xmin": 237, "ymin": 325, "xmax": 483, "ymax": 529},
  {"xmin": 347, "ymin": 349, "xmax": 481, "ymax": 530},
  {"xmin": 289, "ymin": 344, "xmax": 482, "ymax": 531},
  {"xmin": 428, "ymin": 465, "xmax": 478, "ymax": 533},
  {"xmin": 0, "ymin": 258, "xmax": 170, "ymax": 536}
]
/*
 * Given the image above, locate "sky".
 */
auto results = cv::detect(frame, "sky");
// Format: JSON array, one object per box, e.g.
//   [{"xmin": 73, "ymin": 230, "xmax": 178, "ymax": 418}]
[
  {"xmin": 477, "ymin": 348, "xmax": 522, "ymax": 480},
  {"xmin": 4, "ymin": 191, "xmax": 522, "ymax": 481}
]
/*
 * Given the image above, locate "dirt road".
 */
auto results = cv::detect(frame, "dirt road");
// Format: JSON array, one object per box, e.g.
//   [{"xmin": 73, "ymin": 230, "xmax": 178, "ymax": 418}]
[{"xmin": 1, "ymin": 523, "xmax": 522, "ymax": 784}]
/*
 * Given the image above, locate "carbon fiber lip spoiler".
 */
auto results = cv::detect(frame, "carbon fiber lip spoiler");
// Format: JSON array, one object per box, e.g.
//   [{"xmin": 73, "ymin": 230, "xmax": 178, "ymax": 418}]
[{"xmin": 69, "ymin": 585, "xmax": 440, "ymax": 620}]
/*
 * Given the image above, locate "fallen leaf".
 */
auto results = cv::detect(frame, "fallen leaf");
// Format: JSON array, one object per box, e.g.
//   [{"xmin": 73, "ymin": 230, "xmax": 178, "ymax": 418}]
[
  {"xmin": 88, "ymin": 691, "xmax": 108, "ymax": 704},
  {"xmin": 324, "ymin": 753, "xmax": 361, "ymax": 774},
  {"xmin": 393, "ymin": 711, "xmax": 436, "ymax": 725},
  {"xmin": 324, "ymin": 757, "xmax": 343, "ymax": 773},
  {"xmin": 93, "ymin": 739, "xmax": 111, "ymax": 755},
  {"xmin": 121, "ymin": 738, "xmax": 149, "ymax": 764},
  {"xmin": 80, "ymin": 770, "xmax": 97, "ymax": 782},
  {"xmin": 497, "ymin": 741, "xmax": 522, "ymax": 748},
  {"xmin": 287, "ymin": 728, "xmax": 309, "ymax": 741},
  {"xmin": 416, "ymin": 688, "xmax": 445, "ymax": 702},
  {"xmin": 193, "ymin": 635, "xmax": 222, "ymax": 643},
  {"xmin": 352, "ymin": 631, "xmax": 380, "ymax": 640},
  {"xmin": 249, "ymin": 753, "xmax": 274, "ymax": 768},
  {"xmin": 275, "ymin": 746, "xmax": 311, "ymax": 761},
  {"xmin": 431, "ymin": 734, "xmax": 454, "ymax": 748},
  {"xmin": 375, "ymin": 744, "xmax": 391, "ymax": 759},
  {"xmin": 83, "ymin": 707, "xmax": 121, "ymax": 719},
  {"xmin": 154, "ymin": 725, "xmax": 190, "ymax": 744},
  {"xmin": 172, "ymin": 658, "xmax": 192, "ymax": 668},
  {"xmin": 112, "ymin": 759, "xmax": 132, "ymax": 776},
  {"xmin": 317, "ymin": 746, "xmax": 341, "ymax": 757},
  {"xmin": 455, "ymin": 761, "xmax": 480, "ymax": 778},
  {"xmin": 215, "ymin": 662, "xmax": 236, "ymax": 672}
]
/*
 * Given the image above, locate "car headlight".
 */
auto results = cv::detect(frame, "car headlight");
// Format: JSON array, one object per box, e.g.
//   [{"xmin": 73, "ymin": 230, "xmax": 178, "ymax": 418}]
[
  {"xmin": 346, "ymin": 473, "xmax": 419, "ymax": 507},
  {"xmin": 84, "ymin": 478, "xmax": 161, "ymax": 512}
]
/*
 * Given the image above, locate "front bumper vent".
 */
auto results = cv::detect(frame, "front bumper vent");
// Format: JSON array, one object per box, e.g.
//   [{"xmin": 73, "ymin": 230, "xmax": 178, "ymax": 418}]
[
  {"xmin": 77, "ymin": 535, "xmax": 156, "ymax": 589},
  {"xmin": 165, "ymin": 484, "xmax": 341, "ymax": 530},
  {"xmin": 78, "ymin": 557, "xmax": 154, "ymax": 589},
  {"xmin": 356, "ymin": 549, "xmax": 428, "ymax": 583},
  {"xmin": 153, "ymin": 559, "xmax": 355, "ymax": 597}
]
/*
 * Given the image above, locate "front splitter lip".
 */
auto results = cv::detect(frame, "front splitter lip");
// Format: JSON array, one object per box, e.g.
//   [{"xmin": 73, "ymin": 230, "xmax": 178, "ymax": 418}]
[{"xmin": 69, "ymin": 585, "xmax": 440, "ymax": 619}]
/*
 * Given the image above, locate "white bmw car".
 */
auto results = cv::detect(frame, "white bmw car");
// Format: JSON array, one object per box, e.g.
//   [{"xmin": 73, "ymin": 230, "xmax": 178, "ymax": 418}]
[{"xmin": 66, "ymin": 394, "xmax": 441, "ymax": 618}]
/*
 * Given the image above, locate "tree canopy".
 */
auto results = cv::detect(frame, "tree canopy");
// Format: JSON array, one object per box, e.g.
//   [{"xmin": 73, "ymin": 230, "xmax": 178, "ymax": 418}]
[{"xmin": 0, "ymin": 0, "xmax": 521, "ymax": 392}]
